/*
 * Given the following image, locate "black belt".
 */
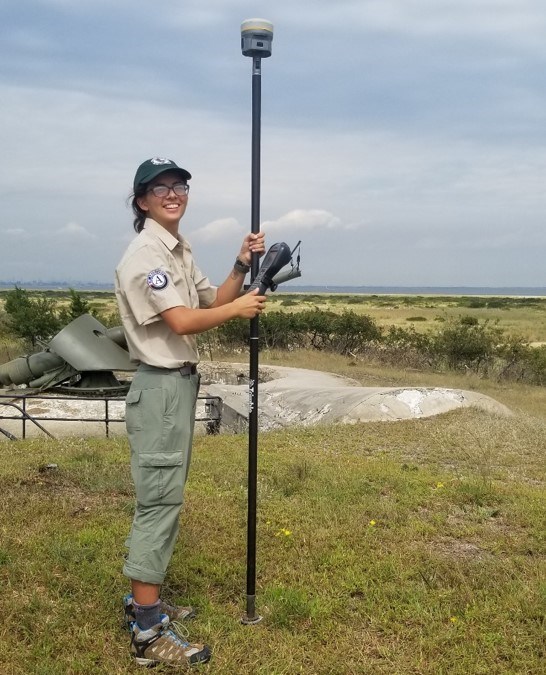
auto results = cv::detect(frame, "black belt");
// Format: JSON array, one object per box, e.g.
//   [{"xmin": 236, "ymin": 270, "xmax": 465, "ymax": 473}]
[
  {"xmin": 178, "ymin": 363, "xmax": 198, "ymax": 376},
  {"xmin": 140, "ymin": 363, "xmax": 198, "ymax": 376}
]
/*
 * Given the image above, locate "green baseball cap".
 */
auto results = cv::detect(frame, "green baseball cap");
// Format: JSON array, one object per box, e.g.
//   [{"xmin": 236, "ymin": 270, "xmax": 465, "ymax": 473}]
[{"xmin": 133, "ymin": 157, "xmax": 192, "ymax": 192}]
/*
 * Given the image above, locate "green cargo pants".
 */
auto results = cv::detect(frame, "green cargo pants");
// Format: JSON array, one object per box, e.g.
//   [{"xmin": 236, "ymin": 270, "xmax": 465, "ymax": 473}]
[{"xmin": 123, "ymin": 364, "xmax": 200, "ymax": 585}]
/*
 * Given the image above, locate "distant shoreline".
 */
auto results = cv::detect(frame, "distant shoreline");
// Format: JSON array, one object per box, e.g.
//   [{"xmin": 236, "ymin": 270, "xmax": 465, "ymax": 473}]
[
  {"xmin": 1, "ymin": 281, "xmax": 546, "ymax": 297},
  {"xmin": 286, "ymin": 286, "xmax": 546, "ymax": 297}
]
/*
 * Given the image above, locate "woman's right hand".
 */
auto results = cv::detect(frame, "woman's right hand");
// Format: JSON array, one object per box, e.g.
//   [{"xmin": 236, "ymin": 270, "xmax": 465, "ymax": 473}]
[{"xmin": 231, "ymin": 289, "xmax": 267, "ymax": 319}]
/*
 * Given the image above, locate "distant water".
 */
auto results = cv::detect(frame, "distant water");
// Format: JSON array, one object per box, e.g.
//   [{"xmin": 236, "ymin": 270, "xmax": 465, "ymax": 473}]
[{"xmin": 279, "ymin": 285, "xmax": 546, "ymax": 297}]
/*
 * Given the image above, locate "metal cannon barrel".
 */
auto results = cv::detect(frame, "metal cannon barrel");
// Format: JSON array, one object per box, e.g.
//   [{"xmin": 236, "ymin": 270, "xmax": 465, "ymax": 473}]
[
  {"xmin": 0, "ymin": 314, "xmax": 134, "ymax": 391},
  {"xmin": 0, "ymin": 352, "xmax": 65, "ymax": 386}
]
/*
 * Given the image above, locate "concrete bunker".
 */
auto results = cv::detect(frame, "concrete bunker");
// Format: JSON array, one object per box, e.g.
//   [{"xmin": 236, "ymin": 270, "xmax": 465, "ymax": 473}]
[{"xmin": 0, "ymin": 315, "xmax": 511, "ymax": 439}]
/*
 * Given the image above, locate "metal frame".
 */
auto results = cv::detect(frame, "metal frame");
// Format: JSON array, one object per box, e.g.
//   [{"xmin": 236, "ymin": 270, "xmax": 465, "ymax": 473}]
[{"xmin": 0, "ymin": 392, "xmax": 222, "ymax": 440}]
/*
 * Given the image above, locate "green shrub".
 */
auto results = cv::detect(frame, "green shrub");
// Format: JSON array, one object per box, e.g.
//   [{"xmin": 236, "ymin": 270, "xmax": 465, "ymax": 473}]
[
  {"xmin": 459, "ymin": 297, "xmax": 487, "ymax": 308},
  {"xmin": 209, "ymin": 309, "xmax": 381, "ymax": 355},
  {"xmin": 205, "ymin": 305, "xmax": 546, "ymax": 388},
  {"xmin": 213, "ymin": 317, "xmax": 249, "ymax": 350},
  {"xmin": 4, "ymin": 286, "xmax": 60, "ymax": 346},
  {"xmin": 432, "ymin": 318, "xmax": 501, "ymax": 369},
  {"xmin": 460, "ymin": 315, "xmax": 479, "ymax": 326},
  {"xmin": 522, "ymin": 345, "xmax": 546, "ymax": 385},
  {"xmin": 384, "ymin": 325, "xmax": 433, "ymax": 352},
  {"xmin": 330, "ymin": 310, "xmax": 381, "ymax": 354},
  {"xmin": 496, "ymin": 340, "xmax": 546, "ymax": 385}
]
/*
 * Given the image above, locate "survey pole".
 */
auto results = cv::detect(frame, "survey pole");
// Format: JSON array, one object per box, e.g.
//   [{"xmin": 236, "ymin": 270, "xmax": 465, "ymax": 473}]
[{"xmin": 240, "ymin": 18, "xmax": 273, "ymax": 625}]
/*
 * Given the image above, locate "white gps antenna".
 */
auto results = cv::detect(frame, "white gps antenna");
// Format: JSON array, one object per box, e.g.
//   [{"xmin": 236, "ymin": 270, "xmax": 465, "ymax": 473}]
[{"xmin": 241, "ymin": 18, "xmax": 273, "ymax": 58}]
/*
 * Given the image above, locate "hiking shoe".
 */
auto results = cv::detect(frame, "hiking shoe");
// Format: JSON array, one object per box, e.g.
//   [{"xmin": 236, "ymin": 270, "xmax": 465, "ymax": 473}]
[
  {"xmin": 123, "ymin": 594, "xmax": 196, "ymax": 631},
  {"xmin": 131, "ymin": 616, "xmax": 212, "ymax": 667}
]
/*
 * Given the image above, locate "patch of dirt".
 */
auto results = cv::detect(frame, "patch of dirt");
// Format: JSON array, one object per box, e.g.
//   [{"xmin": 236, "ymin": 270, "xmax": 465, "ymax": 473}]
[
  {"xmin": 432, "ymin": 536, "xmax": 493, "ymax": 561},
  {"xmin": 9, "ymin": 467, "xmax": 130, "ymax": 515}
]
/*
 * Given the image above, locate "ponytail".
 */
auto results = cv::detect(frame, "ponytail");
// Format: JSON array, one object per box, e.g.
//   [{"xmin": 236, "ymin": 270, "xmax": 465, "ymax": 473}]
[{"xmin": 129, "ymin": 185, "xmax": 148, "ymax": 233}]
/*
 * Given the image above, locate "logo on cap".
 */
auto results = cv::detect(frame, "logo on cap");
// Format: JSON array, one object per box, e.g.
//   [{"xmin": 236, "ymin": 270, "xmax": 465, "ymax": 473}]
[
  {"xmin": 150, "ymin": 157, "xmax": 172, "ymax": 166},
  {"xmin": 147, "ymin": 269, "xmax": 169, "ymax": 290}
]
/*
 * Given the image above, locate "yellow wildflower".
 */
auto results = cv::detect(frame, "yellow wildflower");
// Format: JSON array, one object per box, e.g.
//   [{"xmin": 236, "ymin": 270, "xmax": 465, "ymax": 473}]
[{"xmin": 275, "ymin": 528, "xmax": 292, "ymax": 537}]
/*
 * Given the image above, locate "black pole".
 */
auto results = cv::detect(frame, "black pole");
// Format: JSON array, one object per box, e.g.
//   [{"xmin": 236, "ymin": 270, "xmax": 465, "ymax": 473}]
[
  {"xmin": 240, "ymin": 15, "xmax": 273, "ymax": 626},
  {"xmin": 244, "ymin": 54, "xmax": 262, "ymax": 625}
]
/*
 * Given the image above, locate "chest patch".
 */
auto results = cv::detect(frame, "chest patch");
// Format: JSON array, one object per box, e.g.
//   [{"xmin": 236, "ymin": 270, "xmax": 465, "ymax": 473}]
[{"xmin": 147, "ymin": 269, "xmax": 169, "ymax": 290}]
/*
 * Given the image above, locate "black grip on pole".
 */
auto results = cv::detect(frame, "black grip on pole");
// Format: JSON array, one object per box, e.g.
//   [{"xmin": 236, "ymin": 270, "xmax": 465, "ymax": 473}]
[{"xmin": 246, "ymin": 242, "xmax": 293, "ymax": 295}]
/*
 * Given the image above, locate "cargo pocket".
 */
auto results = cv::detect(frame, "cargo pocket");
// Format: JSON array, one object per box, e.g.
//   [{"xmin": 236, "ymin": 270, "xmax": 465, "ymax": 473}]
[
  {"xmin": 137, "ymin": 453, "xmax": 185, "ymax": 506},
  {"xmin": 125, "ymin": 389, "xmax": 143, "ymax": 432},
  {"xmin": 138, "ymin": 452, "xmax": 184, "ymax": 468}
]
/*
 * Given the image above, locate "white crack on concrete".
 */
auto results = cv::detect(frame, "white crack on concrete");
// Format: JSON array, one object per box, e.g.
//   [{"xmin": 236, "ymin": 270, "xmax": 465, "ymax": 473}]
[{"xmin": 394, "ymin": 389, "xmax": 424, "ymax": 416}]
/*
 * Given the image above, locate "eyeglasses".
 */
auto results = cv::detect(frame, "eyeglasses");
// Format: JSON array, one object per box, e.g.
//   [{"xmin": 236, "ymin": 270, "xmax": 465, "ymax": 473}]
[{"xmin": 147, "ymin": 182, "xmax": 190, "ymax": 198}]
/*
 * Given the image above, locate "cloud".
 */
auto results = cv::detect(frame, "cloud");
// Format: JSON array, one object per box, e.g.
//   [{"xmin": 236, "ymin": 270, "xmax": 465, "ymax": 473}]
[
  {"xmin": 273, "ymin": 0, "xmax": 546, "ymax": 44},
  {"xmin": 189, "ymin": 217, "xmax": 244, "ymax": 243},
  {"xmin": 55, "ymin": 222, "xmax": 95, "ymax": 239},
  {"xmin": 262, "ymin": 209, "xmax": 342, "ymax": 234},
  {"xmin": 3, "ymin": 228, "xmax": 29, "ymax": 238},
  {"xmin": 0, "ymin": 0, "xmax": 545, "ymax": 287}
]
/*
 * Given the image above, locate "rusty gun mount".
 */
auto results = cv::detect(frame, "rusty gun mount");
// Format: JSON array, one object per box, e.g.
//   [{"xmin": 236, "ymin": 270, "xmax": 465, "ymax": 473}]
[{"xmin": 0, "ymin": 314, "xmax": 135, "ymax": 395}]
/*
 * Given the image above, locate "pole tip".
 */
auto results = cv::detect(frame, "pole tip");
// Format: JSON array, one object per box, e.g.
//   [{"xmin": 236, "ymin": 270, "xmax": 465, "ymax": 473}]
[{"xmin": 241, "ymin": 18, "xmax": 274, "ymax": 36}]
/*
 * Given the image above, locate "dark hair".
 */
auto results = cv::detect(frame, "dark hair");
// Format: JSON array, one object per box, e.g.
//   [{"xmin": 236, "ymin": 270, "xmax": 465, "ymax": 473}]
[{"xmin": 129, "ymin": 184, "xmax": 149, "ymax": 233}]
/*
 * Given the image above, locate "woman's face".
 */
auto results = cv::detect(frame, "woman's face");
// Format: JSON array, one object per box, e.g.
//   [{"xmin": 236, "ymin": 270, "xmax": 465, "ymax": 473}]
[{"xmin": 136, "ymin": 170, "xmax": 189, "ymax": 229}]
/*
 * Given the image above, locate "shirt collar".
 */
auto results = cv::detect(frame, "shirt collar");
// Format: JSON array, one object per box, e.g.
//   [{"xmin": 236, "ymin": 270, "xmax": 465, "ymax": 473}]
[{"xmin": 143, "ymin": 218, "xmax": 185, "ymax": 252}]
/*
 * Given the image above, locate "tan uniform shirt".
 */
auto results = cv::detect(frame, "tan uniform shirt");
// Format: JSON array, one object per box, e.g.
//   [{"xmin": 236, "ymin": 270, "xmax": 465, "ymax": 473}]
[{"xmin": 115, "ymin": 218, "xmax": 218, "ymax": 367}]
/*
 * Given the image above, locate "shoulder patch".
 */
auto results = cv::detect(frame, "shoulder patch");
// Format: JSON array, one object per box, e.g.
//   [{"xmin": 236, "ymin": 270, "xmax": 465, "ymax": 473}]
[{"xmin": 147, "ymin": 269, "xmax": 169, "ymax": 290}]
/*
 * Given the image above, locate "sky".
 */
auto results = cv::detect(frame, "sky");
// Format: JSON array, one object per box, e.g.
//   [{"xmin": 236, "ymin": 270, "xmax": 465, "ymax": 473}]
[{"xmin": 1, "ymin": 0, "xmax": 545, "ymax": 288}]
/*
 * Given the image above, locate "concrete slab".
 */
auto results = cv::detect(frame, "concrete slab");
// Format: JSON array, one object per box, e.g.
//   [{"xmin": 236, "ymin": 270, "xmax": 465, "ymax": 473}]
[{"xmin": 200, "ymin": 362, "xmax": 512, "ymax": 432}]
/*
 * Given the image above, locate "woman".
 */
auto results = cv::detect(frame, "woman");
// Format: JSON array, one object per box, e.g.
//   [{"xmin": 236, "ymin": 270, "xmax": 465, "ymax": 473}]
[{"xmin": 115, "ymin": 157, "xmax": 266, "ymax": 667}]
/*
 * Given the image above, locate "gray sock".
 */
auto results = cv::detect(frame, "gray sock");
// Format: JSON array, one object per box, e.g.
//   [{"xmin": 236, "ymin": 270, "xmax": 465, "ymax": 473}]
[{"xmin": 133, "ymin": 599, "xmax": 161, "ymax": 630}]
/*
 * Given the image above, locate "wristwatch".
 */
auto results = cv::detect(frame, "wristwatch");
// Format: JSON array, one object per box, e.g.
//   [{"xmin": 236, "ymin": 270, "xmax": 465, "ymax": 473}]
[{"xmin": 234, "ymin": 257, "xmax": 251, "ymax": 274}]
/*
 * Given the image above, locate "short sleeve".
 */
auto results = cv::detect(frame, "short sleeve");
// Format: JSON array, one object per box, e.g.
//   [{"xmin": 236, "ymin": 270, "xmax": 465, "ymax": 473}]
[
  {"xmin": 192, "ymin": 263, "xmax": 218, "ymax": 308},
  {"xmin": 117, "ymin": 248, "xmax": 186, "ymax": 326}
]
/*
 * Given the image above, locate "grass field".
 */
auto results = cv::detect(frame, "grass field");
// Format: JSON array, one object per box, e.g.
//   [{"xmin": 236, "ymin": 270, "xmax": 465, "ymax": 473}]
[
  {"xmin": 1, "ymin": 412, "xmax": 544, "ymax": 674},
  {"xmin": 1, "ymin": 412, "xmax": 545, "ymax": 674},
  {"xmin": 0, "ymin": 294, "xmax": 545, "ymax": 673}
]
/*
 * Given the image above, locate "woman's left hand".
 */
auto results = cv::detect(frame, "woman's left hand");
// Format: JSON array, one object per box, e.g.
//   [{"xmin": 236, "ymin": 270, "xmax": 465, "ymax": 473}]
[{"xmin": 238, "ymin": 231, "xmax": 266, "ymax": 265}]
